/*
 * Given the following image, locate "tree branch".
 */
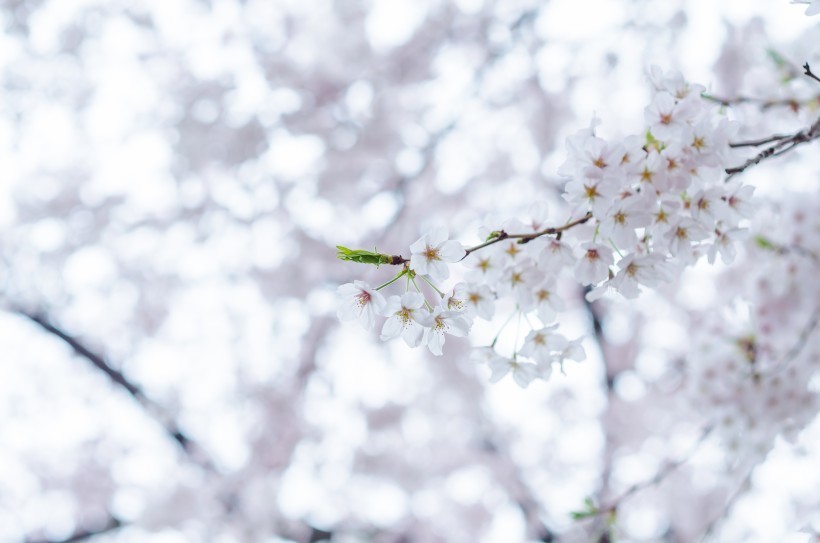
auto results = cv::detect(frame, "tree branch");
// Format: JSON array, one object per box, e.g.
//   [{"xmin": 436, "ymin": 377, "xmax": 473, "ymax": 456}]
[
  {"xmin": 24, "ymin": 517, "xmax": 123, "ymax": 543},
  {"xmin": 9, "ymin": 306, "xmax": 211, "ymax": 463},
  {"xmin": 725, "ymin": 117, "xmax": 820, "ymax": 179},
  {"xmin": 804, "ymin": 62, "xmax": 820, "ymax": 85}
]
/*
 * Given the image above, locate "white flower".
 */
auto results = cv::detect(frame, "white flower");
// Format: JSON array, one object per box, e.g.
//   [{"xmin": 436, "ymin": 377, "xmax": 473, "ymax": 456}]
[
  {"xmin": 708, "ymin": 227, "xmax": 747, "ymax": 264},
  {"xmin": 575, "ymin": 242, "xmax": 614, "ymax": 285},
  {"xmin": 664, "ymin": 218, "xmax": 709, "ymax": 263},
  {"xmin": 690, "ymin": 188, "xmax": 731, "ymax": 228},
  {"xmin": 487, "ymin": 356, "xmax": 541, "ymax": 388},
  {"xmin": 519, "ymin": 327, "xmax": 568, "ymax": 365},
  {"xmin": 451, "ymin": 282, "xmax": 495, "ymax": 320},
  {"xmin": 644, "ymin": 91, "xmax": 696, "ymax": 140},
  {"xmin": 380, "ymin": 292, "xmax": 427, "ymax": 347},
  {"xmin": 560, "ymin": 338, "xmax": 586, "ymax": 362},
  {"xmin": 536, "ymin": 236, "xmax": 575, "ymax": 272},
  {"xmin": 610, "ymin": 254, "xmax": 673, "ymax": 298},
  {"xmin": 531, "ymin": 280, "xmax": 564, "ymax": 324},
  {"xmin": 598, "ymin": 193, "xmax": 653, "ymax": 250},
  {"xmin": 417, "ymin": 306, "xmax": 470, "ymax": 356},
  {"xmin": 497, "ymin": 260, "xmax": 540, "ymax": 310},
  {"xmin": 409, "ymin": 227, "xmax": 465, "ymax": 282},
  {"xmin": 725, "ymin": 182, "xmax": 755, "ymax": 220},
  {"xmin": 564, "ymin": 173, "xmax": 619, "ymax": 218},
  {"xmin": 336, "ymin": 281, "xmax": 387, "ymax": 329},
  {"xmin": 465, "ymin": 251, "xmax": 504, "ymax": 284}
]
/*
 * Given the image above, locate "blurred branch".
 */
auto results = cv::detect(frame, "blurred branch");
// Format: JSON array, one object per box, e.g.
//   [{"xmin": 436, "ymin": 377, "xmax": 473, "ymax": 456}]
[
  {"xmin": 701, "ymin": 93, "xmax": 818, "ymax": 111},
  {"xmin": 378, "ymin": 4, "xmax": 544, "ymax": 234},
  {"xmin": 11, "ymin": 307, "xmax": 204, "ymax": 459},
  {"xmin": 698, "ymin": 468, "xmax": 755, "ymax": 542},
  {"xmin": 24, "ymin": 517, "xmax": 123, "ymax": 543},
  {"xmin": 725, "ymin": 117, "xmax": 820, "ymax": 179}
]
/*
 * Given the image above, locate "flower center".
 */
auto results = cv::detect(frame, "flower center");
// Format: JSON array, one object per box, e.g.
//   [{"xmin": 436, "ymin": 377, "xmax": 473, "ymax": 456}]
[{"xmin": 355, "ymin": 291, "xmax": 371, "ymax": 307}]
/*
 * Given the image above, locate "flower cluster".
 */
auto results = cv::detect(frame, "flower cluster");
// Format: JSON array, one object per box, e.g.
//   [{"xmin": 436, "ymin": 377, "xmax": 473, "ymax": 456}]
[
  {"xmin": 688, "ymin": 196, "xmax": 820, "ymax": 459},
  {"xmin": 337, "ymin": 229, "xmax": 472, "ymax": 357},
  {"xmin": 337, "ymin": 68, "xmax": 757, "ymax": 388}
]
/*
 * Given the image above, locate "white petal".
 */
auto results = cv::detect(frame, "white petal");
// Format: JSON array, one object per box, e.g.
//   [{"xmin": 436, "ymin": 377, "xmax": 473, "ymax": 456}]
[
  {"xmin": 428, "ymin": 226, "xmax": 449, "ymax": 245},
  {"xmin": 380, "ymin": 317, "xmax": 402, "ymax": 340},
  {"xmin": 401, "ymin": 292, "xmax": 425, "ymax": 309},
  {"xmin": 427, "ymin": 331, "xmax": 444, "ymax": 355},
  {"xmin": 438, "ymin": 240, "xmax": 466, "ymax": 262}
]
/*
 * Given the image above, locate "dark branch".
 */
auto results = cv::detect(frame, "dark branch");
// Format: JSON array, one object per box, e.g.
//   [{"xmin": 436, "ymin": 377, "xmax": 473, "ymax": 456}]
[
  {"xmin": 24, "ymin": 517, "xmax": 123, "ymax": 543},
  {"xmin": 804, "ymin": 63, "xmax": 820, "ymax": 85},
  {"xmin": 701, "ymin": 93, "xmax": 813, "ymax": 112},
  {"xmin": 11, "ymin": 307, "xmax": 199, "ymax": 456},
  {"xmin": 725, "ymin": 117, "xmax": 820, "ymax": 179},
  {"xmin": 462, "ymin": 212, "xmax": 594, "ymax": 260}
]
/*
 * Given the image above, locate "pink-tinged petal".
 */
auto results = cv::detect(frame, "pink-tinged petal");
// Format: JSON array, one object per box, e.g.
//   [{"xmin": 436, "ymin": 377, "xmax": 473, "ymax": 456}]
[
  {"xmin": 368, "ymin": 291, "xmax": 387, "ymax": 314},
  {"xmin": 438, "ymin": 240, "xmax": 466, "ymax": 262}
]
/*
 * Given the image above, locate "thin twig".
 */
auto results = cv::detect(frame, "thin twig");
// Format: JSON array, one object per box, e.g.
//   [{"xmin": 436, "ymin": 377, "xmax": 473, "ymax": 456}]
[
  {"xmin": 725, "ymin": 118, "xmax": 820, "ymax": 179},
  {"xmin": 699, "ymin": 468, "xmax": 755, "ymax": 542},
  {"xmin": 462, "ymin": 212, "xmax": 594, "ymax": 260},
  {"xmin": 728, "ymin": 134, "xmax": 792, "ymax": 148},
  {"xmin": 701, "ymin": 93, "xmax": 814, "ymax": 111}
]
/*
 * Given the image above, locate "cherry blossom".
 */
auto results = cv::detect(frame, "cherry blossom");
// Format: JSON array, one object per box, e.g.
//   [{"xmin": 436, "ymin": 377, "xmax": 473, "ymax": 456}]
[
  {"xmin": 418, "ymin": 306, "xmax": 471, "ymax": 356},
  {"xmin": 409, "ymin": 227, "xmax": 466, "ymax": 282},
  {"xmin": 380, "ymin": 292, "xmax": 428, "ymax": 347},
  {"xmin": 336, "ymin": 281, "xmax": 388, "ymax": 329}
]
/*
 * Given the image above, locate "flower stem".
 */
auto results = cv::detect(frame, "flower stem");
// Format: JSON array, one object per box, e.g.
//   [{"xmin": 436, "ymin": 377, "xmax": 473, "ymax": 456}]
[
  {"xmin": 375, "ymin": 269, "xmax": 407, "ymax": 291},
  {"xmin": 418, "ymin": 274, "xmax": 445, "ymax": 297},
  {"xmin": 411, "ymin": 277, "xmax": 433, "ymax": 311}
]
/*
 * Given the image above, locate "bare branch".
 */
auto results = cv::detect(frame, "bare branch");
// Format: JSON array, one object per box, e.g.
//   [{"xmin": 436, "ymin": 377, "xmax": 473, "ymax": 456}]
[
  {"xmin": 725, "ymin": 118, "xmax": 820, "ymax": 179},
  {"xmin": 9, "ymin": 306, "xmax": 209, "ymax": 463}
]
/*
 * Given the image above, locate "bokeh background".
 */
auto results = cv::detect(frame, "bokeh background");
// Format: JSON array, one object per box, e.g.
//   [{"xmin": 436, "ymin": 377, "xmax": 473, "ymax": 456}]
[{"xmin": 0, "ymin": 1, "xmax": 818, "ymax": 542}]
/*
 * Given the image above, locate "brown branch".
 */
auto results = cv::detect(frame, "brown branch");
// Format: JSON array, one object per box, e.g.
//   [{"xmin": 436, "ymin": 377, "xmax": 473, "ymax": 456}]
[
  {"xmin": 462, "ymin": 212, "xmax": 594, "ymax": 260},
  {"xmin": 728, "ymin": 133, "xmax": 792, "ymax": 148},
  {"xmin": 701, "ymin": 93, "xmax": 816, "ymax": 111},
  {"xmin": 725, "ymin": 117, "xmax": 820, "ymax": 179}
]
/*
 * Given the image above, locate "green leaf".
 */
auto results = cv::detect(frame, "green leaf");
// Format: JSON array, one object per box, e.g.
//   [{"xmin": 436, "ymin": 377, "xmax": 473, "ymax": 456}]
[
  {"xmin": 335, "ymin": 246, "xmax": 390, "ymax": 267},
  {"xmin": 754, "ymin": 236, "xmax": 776, "ymax": 250},
  {"xmin": 570, "ymin": 497, "xmax": 599, "ymax": 520}
]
